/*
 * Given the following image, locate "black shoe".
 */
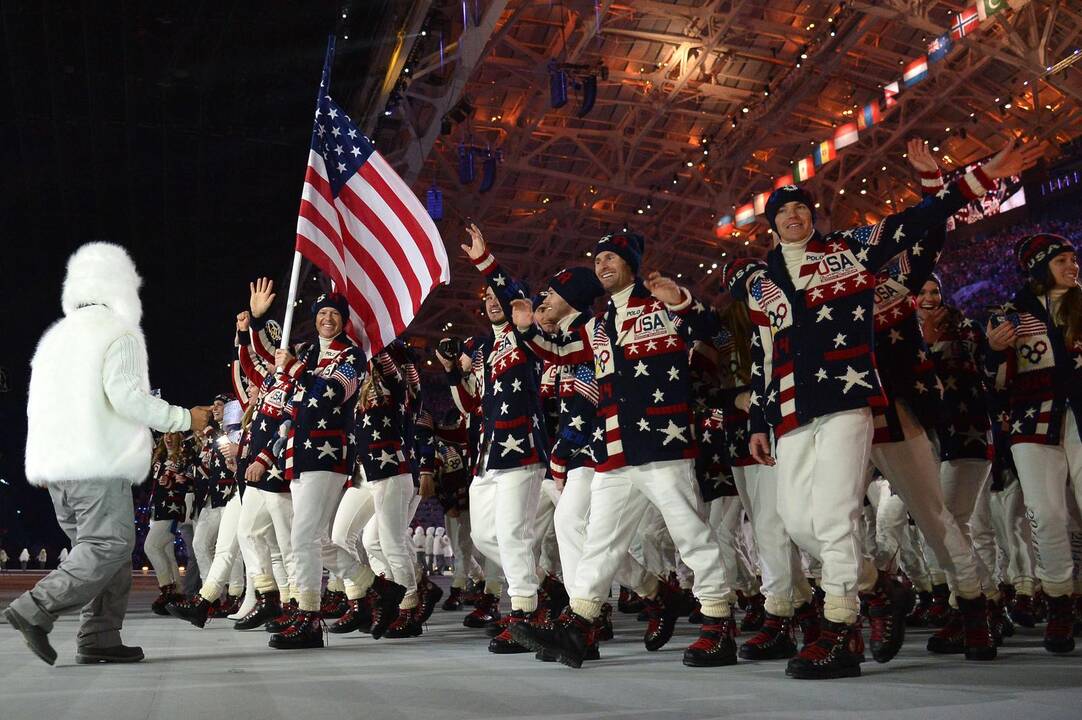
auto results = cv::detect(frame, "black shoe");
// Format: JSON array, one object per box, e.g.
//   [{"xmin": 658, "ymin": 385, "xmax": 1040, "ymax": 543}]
[
  {"xmin": 683, "ymin": 615, "xmax": 739, "ymax": 667},
  {"xmin": 618, "ymin": 586, "xmax": 645, "ymax": 614},
  {"xmin": 329, "ymin": 597, "xmax": 370, "ymax": 634},
  {"xmin": 739, "ymin": 612, "xmax": 798, "ymax": 660},
  {"xmin": 987, "ymin": 597, "xmax": 1013, "ymax": 644},
  {"xmin": 442, "ymin": 586, "xmax": 464, "ymax": 611},
  {"xmin": 234, "ymin": 590, "xmax": 282, "ymax": 631},
  {"xmin": 509, "ymin": 610, "xmax": 592, "ymax": 669},
  {"xmin": 785, "ymin": 619, "xmax": 863, "ymax": 680},
  {"xmin": 739, "ymin": 593, "xmax": 766, "ymax": 632},
  {"xmin": 926, "ymin": 609, "xmax": 964, "ymax": 654},
  {"xmin": 596, "ymin": 603, "xmax": 614, "ymax": 642},
  {"xmin": 384, "ymin": 608, "xmax": 423, "ymax": 638},
  {"xmin": 165, "ymin": 596, "xmax": 212, "ymax": 629},
  {"xmin": 415, "ymin": 578, "xmax": 444, "ymax": 624},
  {"xmin": 1044, "ymin": 594, "xmax": 1076, "ymax": 654},
  {"xmin": 75, "ymin": 644, "xmax": 144, "ymax": 664},
  {"xmin": 535, "ymin": 648, "xmax": 558, "ymax": 662},
  {"xmin": 1009, "ymin": 592, "xmax": 1037, "ymax": 627},
  {"xmin": 958, "ymin": 595, "xmax": 996, "ymax": 661},
  {"xmin": 369, "ymin": 578, "xmax": 407, "ymax": 640},
  {"xmin": 463, "ymin": 593, "xmax": 501, "ymax": 629},
  {"xmin": 926, "ymin": 583, "xmax": 951, "ymax": 627},
  {"xmin": 265, "ymin": 599, "xmax": 299, "ymax": 633},
  {"xmin": 863, "ymin": 575, "xmax": 907, "ymax": 663},
  {"xmin": 489, "ymin": 611, "xmax": 532, "ymax": 654},
  {"xmin": 269, "ymin": 611, "xmax": 324, "ymax": 649},
  {"xmin": 906, "ymin": 590, "xmax": 933, "ymax": 627},
  {"xmin": 541, "ymin": 574, "xmax": 570, "ymax": 616},
  {"xmin": 643, "ymin": 583, "xmax": 681, "ymax": 651},
  {"xmin": 3, "ymin": 606, "xmax": 57, "ymax": 666},
  {"xmin": 150, "ymin": 583, "xmax": 178, "ymax": 616}
]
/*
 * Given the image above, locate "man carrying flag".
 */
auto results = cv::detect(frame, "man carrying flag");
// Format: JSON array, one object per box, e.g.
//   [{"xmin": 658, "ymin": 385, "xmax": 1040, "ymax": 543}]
[{"xmin": 246, "ymin": 37, "xmax": 448, "ymax": 650}]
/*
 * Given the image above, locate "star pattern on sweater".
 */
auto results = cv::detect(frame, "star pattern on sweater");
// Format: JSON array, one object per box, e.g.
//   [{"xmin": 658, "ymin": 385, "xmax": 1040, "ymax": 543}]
[
  {"xmin": 634, "ymin": 361, "xmax": 649, "ymax": 377},
  {"xmin": 323, "ymin": 385, "xmax": 336, "ymax": 399},
  {"xmin": 652, "ymin": 388, "xmax": 665, "ymax": 403},
  {"xmin": 816, "ymin": 305, "xmax": 833, "ymax": 323},
  {"xmin": 317, "ymin": 441, "xmax": 337, "ymax": 459},
  {"xmin": 833, "ymin": 332, "xmax": 848, "ymax": 348},
  {"xmin": 497, "ymin": 434, "xmax": 525, "ymax": 456},
  {"xmin": 637, "ymin": 418, "xmax": 650, "ymax": 432},
  {"xmin": 569, "ymin": 415, "xmax": 585, "ymax": 430},
  {"xmin": 375, "ymin": 449, "xmax": 397, "ymax": 467},
  {"xmin": 658, "ymin": 420, "xmax": 687, "ymax": 446},
  {"xmin": 667, "ymin": 366, "xmax": 680, "ymax": 381},
  {"xmin": 836, "ymin": 366, "xmax": 872, "ymax": 393}
]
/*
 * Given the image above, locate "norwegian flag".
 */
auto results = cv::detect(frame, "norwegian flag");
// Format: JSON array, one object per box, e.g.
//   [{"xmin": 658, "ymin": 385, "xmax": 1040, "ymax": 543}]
[
  {"xmin": 950, "ymin": 6, "xmax": 980, "ymax": 40},
  {"xmin": 296, "ymin": 38, "xmax": 449, "ymax": 356}
]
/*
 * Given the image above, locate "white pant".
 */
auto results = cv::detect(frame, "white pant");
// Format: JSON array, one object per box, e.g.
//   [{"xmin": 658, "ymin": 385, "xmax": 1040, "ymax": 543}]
[
  {"xmin": 972, "ymin": 474, "xmax": 1037, "ymax": 592},
  {"xmin": 446, "ymin": 513, "xmax": 483, "ymax": 588},
  {"xmin": 469, "ymin": 464, "xmax": 544, "ymax": 612},
  {"xmin": 197, "ymin": 493, "xmax": 246, "ymax": 601},
  {"xmin": 570, "ymin": 458, "xmax": 732, "ymax": 619},
  {"xmin": 290, "ymin": 471, "xmax": 346, "ymax": 610},
  {"xmin": 145, "ymin": 519, "xmax": 179, "ymax": 587},
  {"xmin": 871, "ymin": 404, "xmax": 982, "ymax": 599},
  {"xmin": 365, "ymin": 475, "xmax": 419, "ymax": 608},
  {"xmin": 732, "ymin": 463, "xmax": 811, "ymax": 616},
  {"xmin": 637, "ymin": 504, "xmax": 677, "ymax": 579},
  {"xmin": 192, "ymin": 506, "xmax": 223, "ymax": 586},
  {"xmin": 237, "ymin": 488, "xmax": 296, "ymax": 595},
  {"xmin": 554, "ymin": 466, "xmax": 654, "ymax": 600},
  {"xmin": 1011, "ymin": 410, "xmax": 1082, "ymax": 596},
  {"xmin": 776, "ymin": 409, "xmax": 877, "ymax": 624},
  {"xmin": 921, "ymin": 458, "xmax": 996, "ymax": 596},
  {"xmin": 534, "ymin": 478, "xmax": 561, "ymax": 577},
  {"xmin": 876, "ymin": 492, "xmax": 932, "ymax": 590},
  {"xmin": 707, "ymin": 497, "xmax": 753, "ymax": 598},
  {"xmin": 330, "ymin": 484, "xmax": 376, "ymax": 599}
]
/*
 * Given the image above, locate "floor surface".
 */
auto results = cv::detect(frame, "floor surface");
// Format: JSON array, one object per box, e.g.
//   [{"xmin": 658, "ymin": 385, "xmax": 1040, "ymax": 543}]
[{"xmin": 2, "ymin": 572, "xmax": 1080, "ymax": 720}]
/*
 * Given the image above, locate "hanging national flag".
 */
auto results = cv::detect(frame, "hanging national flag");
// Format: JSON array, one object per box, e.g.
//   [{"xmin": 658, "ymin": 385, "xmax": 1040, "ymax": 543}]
[
  {"xmin": 904, "ymin": 56, "xmax": 929, "ymax": 87},
  {"xmin": 753, "ymin": 192, "xmax": 770, "ymax": 216},
  {"xmin": 793, "ymin": 156, "xmax": 816, "ymax": 183},
  {"xmin": 814, "ymin": 139, "xmax": 836, "ymax": 167},
  {"xmin": 858, "ymin": 101, "xmax": 882, "ymax": 130},
  {"xmin": 977, "ymin": 0, "xmax": 1006, "ymax": 21},
  {"xmin": 834, "ymin": 122, "xmax": 860, "ymax": 149},
  {"xmin": 950, "ymin": 6, "xmax": 979, "ymax": 40},
  {"xmin": 883, "ymin": 81, "xmax": 900, "ymax": 109},
  {"xmin": 735, "ymin": 203, "xmax": 756, "ymax": 226},
  {"xmin": 714, "ymin": 215, "xmax": 734, "ymax": 239},
  {"xmin": 295, "ymin": 38, "xmax": 450, "ymax": 356},
  {"xmin": 774, "ymin": 174, "xmax": 794, "ymax": 189},
  {"xmin": 927, "ymin": 33, "xmax": 953, "ymax": 63}
]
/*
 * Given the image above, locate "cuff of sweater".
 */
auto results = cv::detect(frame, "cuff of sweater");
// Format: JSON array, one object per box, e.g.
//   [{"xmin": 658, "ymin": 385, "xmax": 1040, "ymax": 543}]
[
  {"xmin": 664, "ymin": 287, "xmax": 694, "ymax": 313},
  {"xmin": 919, "ymin": 170, "xmax": 944, "ymax": 195},
  {"xmin": 472, "ymin": 249, "xmax": 497, "ymax": 274},
  {"xmin": 569, "ymin": 598, "xmax": 602, "ymax": 620},
  {"xmin": 959, "ymin": 165, "xmax": 996, "ymax": 200}
]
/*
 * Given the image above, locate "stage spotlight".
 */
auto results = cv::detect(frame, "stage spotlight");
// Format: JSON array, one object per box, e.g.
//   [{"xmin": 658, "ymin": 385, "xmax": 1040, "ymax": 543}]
[
  {"xmin": 577, "ymin": 74, "xmax": 597, "ymax": 117},
  {"xmin": 549, "ymin": 62, "xmax": 568, "ymax": 109},
  {"xmin": 426, "ymin": 185, "xmax": 444, "ymax": 221},
  {"xmin": 479, "ymin": 153, "xmax": 498, "ymax": 193},
  {"xmin": 458, "ymin": 146, "xmax": 475, "ymax": 184}
]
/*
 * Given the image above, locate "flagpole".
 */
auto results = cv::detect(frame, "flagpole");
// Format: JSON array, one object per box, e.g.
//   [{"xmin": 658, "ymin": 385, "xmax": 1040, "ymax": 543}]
[{"xmin": 279, "ymin": 34, "xmax": 336, "ymax": 352}]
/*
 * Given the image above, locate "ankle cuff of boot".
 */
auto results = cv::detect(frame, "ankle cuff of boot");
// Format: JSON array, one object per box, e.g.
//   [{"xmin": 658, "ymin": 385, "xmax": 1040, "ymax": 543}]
[
  {"xmin": 484, "ymin": 580, "xmax": 503, "ymax": 596},
  {"xmin": 297, "ymin": 591, "xmax": 321, "ymax": 612},
  {"xmin": 510, "ymin": 595, "xmax": 538, "ymax": 613},
  {"xmin": 570, "ymin": 598, "xmax": 602, "ymax": 620},
  {"xmin": 400, "ymin": 591, "xmax": 419, "ymax": 610},
  {"xmin": 228, "ymin": 584, "xmax": 244, "ymax": 597},
  {"xmin": 451, "ymin": 578, "xmax": 468, "ymax": 590},
  {"xmin": 344, "ymin": 567, "xmax": 376, "ymax": 599},
  {"xmin": 253, "ymin": 575, "xmax": 277, "ymax": 593},
  {"xmin": 823, "ymin": 594, "xmax": 859, "ymax": 624},
  {"xmin": 200, "ymin": 582, "xmax": 223, "ymax": 602},
  {"xmin": 326, "ymin": 577, "xmax": 344, "ymax": 593},
  {"xmin": 699, "ymin": 599, "xmax": 731, "ymax": 618},
  {"xmin": 764, "ymin": 595, "xmax": 795, "ymax": 618}
]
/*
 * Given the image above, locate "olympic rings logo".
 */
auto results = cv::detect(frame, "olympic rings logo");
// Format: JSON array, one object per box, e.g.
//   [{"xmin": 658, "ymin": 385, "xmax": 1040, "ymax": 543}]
[
  {"xmin": 1020, "ymin": 341, "xmax": 1048, "ymax": 365},
  {"xmin": 767, "ymin": 304, "xmax": 789, "ymax": 328}
]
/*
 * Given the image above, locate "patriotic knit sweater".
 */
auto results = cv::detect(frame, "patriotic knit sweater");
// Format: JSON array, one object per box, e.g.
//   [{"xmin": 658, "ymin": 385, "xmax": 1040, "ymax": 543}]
[
  {"xmin": 925, "ymin": 310, "xmax": 993, "ymax": 460},
  {"xmin": 149, "ymin": 454, "xmax": 192, "ymax": 522},
  {"xmin": 869, "ymin": 175, "xmax": 948, "ymax": 442},
  {"xmin": 239, "ymin": 323, "xmax": 295, "ymax": 493},
  {"xmin": 689, "ymin": 339, "xmax": 737, "ymax": 501},
  {"xmin": 196, "ymin": 422, "xmax": 236, "ymax": 509},
  {"xmin": 728, "ymin": 167, "xmax": 997, "ymax": 439},
  {"xmin": 278, "ymin": 332, "xmax": 365, "ymax": 479},
  {"xmin": 700, "ymin": 320, "xmax": 758, "ymax": 470},
  {"xmin": 354, "ymin": 342, "xmax": 422, "ymax": 482},
  {"xmin": 985, "ymin": 286, "xmax": 1082, "ymax": 446},
  {"xmin": 534, "ymin": 310, "xmax": 600, "ymax": 484},
  {"xmin": 519, "ymin": 279, "xmax": 719, "ymax": 472},
  {"xmin": 448, "ymin": 250, "xmax": 548, "ymax": 472}
]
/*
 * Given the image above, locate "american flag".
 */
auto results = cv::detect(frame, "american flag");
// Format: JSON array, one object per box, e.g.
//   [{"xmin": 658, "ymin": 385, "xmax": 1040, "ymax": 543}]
[
  {"xmin": 571, "ymin": 363, "xmax": 599, "ymax": 405},
  {"xmin": 296, "ymin": 39, "xmax": 449, "ymax": 356},
  {"xmin": 751, "ymin": 278, "xmax": 782, "ymax": 307}
]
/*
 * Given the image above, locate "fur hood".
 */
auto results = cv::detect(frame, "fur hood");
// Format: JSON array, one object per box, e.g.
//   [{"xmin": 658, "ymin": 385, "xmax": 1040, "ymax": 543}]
[{"xmin": 61, "ymin": 242, "xmax": 143, "ymax": 325}]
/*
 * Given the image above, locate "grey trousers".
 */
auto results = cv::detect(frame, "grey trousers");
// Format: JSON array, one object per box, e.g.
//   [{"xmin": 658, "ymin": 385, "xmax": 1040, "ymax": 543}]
[{"xmin": 10, "ymin": 478, "xmax": 135, "ymax": 649}]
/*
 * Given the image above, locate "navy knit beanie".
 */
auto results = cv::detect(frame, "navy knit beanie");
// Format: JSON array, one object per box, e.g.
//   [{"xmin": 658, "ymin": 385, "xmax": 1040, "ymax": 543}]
[
  {"xmin": 765, "ymin": 185, "xmax": 816, "ymax": 234},
  {"xmin": 547, "ymin": 267, "xmax": 604, "ymax": 313},
  {"xmin": 593, "ymin": 232, "xmax": 645, "ymax": 275}
]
